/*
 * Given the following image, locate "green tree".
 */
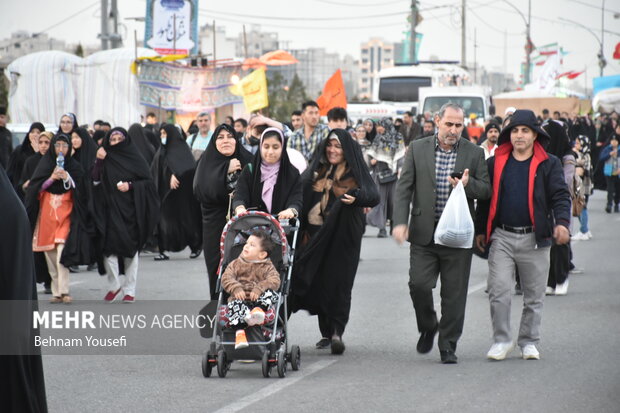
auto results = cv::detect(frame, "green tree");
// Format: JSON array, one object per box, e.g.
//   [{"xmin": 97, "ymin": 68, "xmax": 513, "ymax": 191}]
[
  {"xmin": 266, "ymin": 72, "xmax": 307, "ymax": 123},
  {"xmin": 74, "ymin": 43, "xmax": 84, "ymax": 57}
]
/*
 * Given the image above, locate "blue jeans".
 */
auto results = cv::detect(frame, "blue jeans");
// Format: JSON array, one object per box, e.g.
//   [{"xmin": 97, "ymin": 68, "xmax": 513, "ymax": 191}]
[{"xmin": 579, "ymin": 205, "xmax": 589, "ymax": 233}]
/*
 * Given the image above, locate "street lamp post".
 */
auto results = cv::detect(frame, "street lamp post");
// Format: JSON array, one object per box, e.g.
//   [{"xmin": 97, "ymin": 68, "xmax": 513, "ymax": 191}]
[
  {"xmin": 559, "ymin": 17, "xmax": 605, "ymax": 77},
  {"xmin": 502, "ymin": 0, "xmax": 531, "ymax": 85}
]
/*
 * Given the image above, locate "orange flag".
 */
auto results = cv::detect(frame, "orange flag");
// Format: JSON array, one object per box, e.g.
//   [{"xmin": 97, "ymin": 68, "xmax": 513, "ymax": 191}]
[{"xmin": 316, "ymin": 69, "xmax": 347, "ymax": 116}]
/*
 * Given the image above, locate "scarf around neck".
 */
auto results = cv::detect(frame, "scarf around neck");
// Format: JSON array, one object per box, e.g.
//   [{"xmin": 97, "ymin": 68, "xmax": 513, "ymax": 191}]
[{"xmin": 260, "ymin": 128, "xmax": 284, "ymax": 213}]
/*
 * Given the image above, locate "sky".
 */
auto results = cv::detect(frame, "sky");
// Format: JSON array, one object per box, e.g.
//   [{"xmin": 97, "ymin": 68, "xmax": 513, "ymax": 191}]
[{"xmin": 1, "ymin": 0, "xmax": 619, "ymax": 93}]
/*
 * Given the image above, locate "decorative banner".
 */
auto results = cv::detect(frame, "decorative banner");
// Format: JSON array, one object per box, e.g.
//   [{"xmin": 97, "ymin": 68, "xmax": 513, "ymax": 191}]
[
  {"xmin": 614, "ymin": 42, "xmax": 620, "ymax": 60},
  {"xmin": 229, "ymin": 68, "xmax": 269, "ymax": 113},
  {"xmin": 145, "ymin": 0, "xmax": 199, "ymax": 55},
  {"xmin": 137, "ymin": 61, "xmax": 242, "ymax": 111},
  {"xmin": 316, "ymin": 69, "xmax": 347, "ymax": 116}
]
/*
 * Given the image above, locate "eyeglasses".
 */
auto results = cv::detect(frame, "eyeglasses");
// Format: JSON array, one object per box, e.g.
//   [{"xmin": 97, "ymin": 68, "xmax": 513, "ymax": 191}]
[{"xmin": 54, "ymin": 142, "xmax": 69, "ymax": 148}]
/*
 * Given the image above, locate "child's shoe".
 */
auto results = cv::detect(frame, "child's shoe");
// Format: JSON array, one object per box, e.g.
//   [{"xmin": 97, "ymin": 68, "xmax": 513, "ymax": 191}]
[
  {"xmin": 247, "ymin": 307, "xmax": 265, "ymax": 326},
  {"xmin": 235, "ymin": 329, "xmax": 249, "ymax": 349}
]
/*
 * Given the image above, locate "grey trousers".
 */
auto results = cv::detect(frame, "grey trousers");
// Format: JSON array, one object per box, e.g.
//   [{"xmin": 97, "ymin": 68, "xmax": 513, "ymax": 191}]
[
  {"xmin": 488, "ymin": 228, "xmax": 550, "ymax": 347},
  {"xmin": 409, "ymin": 242, "xmax": 473, "ymax": 352}
]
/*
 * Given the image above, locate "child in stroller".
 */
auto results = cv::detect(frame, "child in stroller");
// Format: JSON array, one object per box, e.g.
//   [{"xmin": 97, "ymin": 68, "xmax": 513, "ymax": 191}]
[{"xmin": 220, "ymin": 230, "xmax": 280, "ymax": 349}]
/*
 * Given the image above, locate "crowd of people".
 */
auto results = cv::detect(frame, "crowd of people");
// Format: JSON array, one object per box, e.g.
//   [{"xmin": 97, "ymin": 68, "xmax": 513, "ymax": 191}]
[{"xmin": 0, "ymin": 101, "xmax": 618, "ymax": 367}]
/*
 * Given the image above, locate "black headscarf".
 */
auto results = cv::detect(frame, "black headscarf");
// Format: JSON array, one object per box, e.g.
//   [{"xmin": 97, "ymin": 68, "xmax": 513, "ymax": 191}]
[
  {"xmin": 127, "ymin": 123, "xmax": 156, "ymax": 165},
  {"xmin": 193, "ymin": 123, "xmax": 253, "ymax": 206},
  {"xmin": 72, "ymin": 127, "xmax": 97, "ymax": 174},
  {"xmin": 364, "ymin": 118, "xmax": 377, "ymax": 143},
  {"xmin": 143, "ymin": 127, "xmax": 161, "ymax": 150},
  {"xmin": 156, "ymin": 123, "xmax": 195, "ymax": 178},
  {"xmin": 236, "ymin": 128, "xmax": 301, "ymax": 214},
  {"xmin": 57, "ymin": 112, "xmax": 79, "ymax": 135},
  {"xmin": 6, "ymin": 122, "xmax": 44, "ymax": 190},
  {"xmin": 94, "ymin": 127, "xmax": 159, "ymax": 258},
  {"xmin": 543, "ymin": 120, "xmax": 573, "ymax": 158},
  {"xmin": 92, "ymin": 130, "xmax": 106, "ymax": 146},
  {"xmin": 0, "ymin": 167, "xmax": 48, "ymax": 412}
]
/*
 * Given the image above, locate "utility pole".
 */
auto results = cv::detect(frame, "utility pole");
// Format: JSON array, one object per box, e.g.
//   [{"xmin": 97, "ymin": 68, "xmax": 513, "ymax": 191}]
[
  {"xmin": 410, "ymin": 0, "xmax": 418, "ymax": 64},
  {"xmin": 473, "ymin": 29, "xmax": 477, "ymax": 84},
  {"xmin": 100, "ymin": 0, "xmax": 109, "ymax": 50},
  {"xmin": 461, "ymin": 0, "xmax": 466, "ymax": 69},
  {"xmin": 243, "ymin": 25, "xmax": 248, "ymax": 60},
  {"xmin": 525, "ymin": 0, "xmax": 531, "ymax": 84},
  {"xmin": 110, "ymin": 0, "xmax": 122, "ymax": 48},
  {"xmin": 600, "ymin": 0, "xmax": 606, "ymax": 76},
  {"xmin": 212, "ymin": 20, "xmax": 216, "ymax": 65}
]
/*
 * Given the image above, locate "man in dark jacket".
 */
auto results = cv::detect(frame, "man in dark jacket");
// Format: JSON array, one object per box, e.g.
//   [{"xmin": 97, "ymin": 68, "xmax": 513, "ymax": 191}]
[{"xmin": 475, "ymin": 109, "xmax": 571, "ymax": 362}]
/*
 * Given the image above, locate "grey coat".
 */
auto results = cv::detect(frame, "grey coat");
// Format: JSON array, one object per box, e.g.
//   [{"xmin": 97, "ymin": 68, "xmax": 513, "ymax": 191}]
[{"xmin": 393, "ymin": 136, "xmax": 491, "ymax": 246}]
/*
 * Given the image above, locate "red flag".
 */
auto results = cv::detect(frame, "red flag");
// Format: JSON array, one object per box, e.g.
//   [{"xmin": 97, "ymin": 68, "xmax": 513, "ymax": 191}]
[
  {"xmin": 614, "ymin": 42, "xmax": 620, "ymax": 60},
  {"xmin": 316, "ymin": 69, "xmax": 347, "ymax": 116},
  {"xmin": 567, "ymin": 70, "xmax": 584, "ymax": 80}
]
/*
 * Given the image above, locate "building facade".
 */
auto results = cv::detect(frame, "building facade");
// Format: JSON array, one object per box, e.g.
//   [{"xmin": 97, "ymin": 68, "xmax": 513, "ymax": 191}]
[{"xmin": 359, "ymin": 38, "xmax": 394, "ymax": 100}]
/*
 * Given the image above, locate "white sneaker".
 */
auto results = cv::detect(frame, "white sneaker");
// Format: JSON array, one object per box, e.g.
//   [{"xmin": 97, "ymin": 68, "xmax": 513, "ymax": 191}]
[
  {"xmin": 521, "ymin": 344, "xmax": 540, "ymax": 360},
  {"xmin": 555, "ymin": 279, "xmax": 569, "ymax": 295},
  {"xmin": 571, "ymin": 232, "xmax": 588, "ymax": 241},
  {"xmin": 585, "ymin": 231, "xmax": 593, "ymax": 239},
  {"xmin": 545, "ymin": 286, "xmax": 555, "ymax": 296},
  {"xmin": 487, "ymin": 342, "xmax": 515, "ymax": 360}
]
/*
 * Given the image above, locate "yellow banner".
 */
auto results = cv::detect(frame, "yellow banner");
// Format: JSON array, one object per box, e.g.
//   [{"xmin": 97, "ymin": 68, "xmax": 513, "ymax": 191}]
[{"xmin": 229, "ymin": 68, "xmax": 269, "ymax": 112}]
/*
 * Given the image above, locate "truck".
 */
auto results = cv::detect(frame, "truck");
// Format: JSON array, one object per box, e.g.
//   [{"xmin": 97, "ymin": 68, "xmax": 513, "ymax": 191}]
[
  {"xmin": 348, "ymin": 63, "xmax": 473, "ymax": 123},
  {"xmin": 418, "ymin": 86, "xmax": 493, "ymax": 123}
]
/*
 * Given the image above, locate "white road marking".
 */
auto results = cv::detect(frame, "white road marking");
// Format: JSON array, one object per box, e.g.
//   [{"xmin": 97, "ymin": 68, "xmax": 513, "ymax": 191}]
[{"xmin": 212, "ymin": 359, "xmax": 337, "ymax": 413}]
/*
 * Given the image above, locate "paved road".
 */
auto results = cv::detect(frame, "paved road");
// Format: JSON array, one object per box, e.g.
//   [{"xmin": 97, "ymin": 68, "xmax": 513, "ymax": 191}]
[{"xmin": 41, "ymin": 193, "xmax": 620, "ymax": 412}]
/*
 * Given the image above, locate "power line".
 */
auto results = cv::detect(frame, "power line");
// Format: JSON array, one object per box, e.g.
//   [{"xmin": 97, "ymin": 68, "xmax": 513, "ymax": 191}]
[
  {"xmin": 200, "ymin": 8, "xmax": 410, "ymax": 21},
  {"xmin": 198, "ymin": 12, "xmax": 407, "ymax": 30},
  {"xmin": 565, "ymin": 0, "xmax": 620, "ymax": 15},
  {"xmin": 34, "ymin": 1, "xmax": 99, "ymax": 36},
  {"xmin": 467, "ymin": 6, "xmax": 522, "ymax": 35},
  {"xmin": 314, "ymin": 0, "xmax": 404, "ymax": 6}
]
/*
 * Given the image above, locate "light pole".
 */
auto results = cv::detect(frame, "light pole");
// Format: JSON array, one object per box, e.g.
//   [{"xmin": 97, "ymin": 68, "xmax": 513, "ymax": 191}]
[
  {"xmin": 502, "ymin": 0, "xmax": 532, "ymax": 85},
  {"xmin": 559, "ymin": 17, "xmax": 605, "ymax": 77}
]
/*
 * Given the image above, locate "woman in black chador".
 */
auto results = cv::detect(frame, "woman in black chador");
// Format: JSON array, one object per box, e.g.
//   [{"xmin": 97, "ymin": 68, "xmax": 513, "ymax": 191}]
[
  {"xmin": 151, "ymin": 124, "xmax": 202, "ymax": 260},
  {"xmin": 193, "ymin": 123, "xmax": 253, "ymax": 299},
  {"xmin": 91, "ymin": 128, "xmax": 159, "ymax": 303},
  {"xmin": 0, "ymin": 167, "xmax": 48, "ymax": 413},
  {"xmin": 7, "ymin": 122, "xmax": 45, "ymax": 200},
  {"xmin": 292, "ymin": 129, "xmax": 379, "ymax": 355}
]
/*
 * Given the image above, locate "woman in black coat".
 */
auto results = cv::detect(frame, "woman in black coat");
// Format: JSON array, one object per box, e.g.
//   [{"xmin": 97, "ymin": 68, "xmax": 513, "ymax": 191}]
[
  {"xmin": 7, "ymin": 122, "xmax": 45, "ymax": 200},
  {"xmin": 193, "ymin": 124, "xmax": 253, "ymax": 299},
  {"xmin": 233, "ymin": 127, "xmax": 302, "ymax": 219},
  {"xmin": 151, "ymin": 124, "xmax": 202, "ymax": 260},
  {"xmin": 292, "ymin": 129, "xmax": 379, "ymax": 354}
]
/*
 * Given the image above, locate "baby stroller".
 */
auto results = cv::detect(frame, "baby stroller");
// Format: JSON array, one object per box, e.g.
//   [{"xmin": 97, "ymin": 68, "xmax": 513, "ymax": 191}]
[{"xmin": 201, "ymin": 211, "xmax": 301, "ymax": 378}]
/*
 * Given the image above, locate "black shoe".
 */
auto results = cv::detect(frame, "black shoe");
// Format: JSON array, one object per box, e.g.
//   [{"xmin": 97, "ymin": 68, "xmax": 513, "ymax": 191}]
[
  {"xmin": 315, "ymin": 338, "xmax": 331, "ymax": 349},
  {"xmin": 189, "ymin": 249, "xmax": 202, "ymax": 259},
  {"xmin": 87, "ymin": 263, "xmax": 97, "ymax": 271},
  {"xmin": 440, "ymin": 350, "xmax": 458, "ymax": 364},
  {"xmin": 515, "ymin": 283, "xmax": 523, "ymax": 295},
  {"xmin": 154, "ymin": 253, "xmax": 169, "ymax": 261},
  {"xmin": 377, "ymin": 229, "xmax": 388, "ymax": 238},
  {"xmin": 331, "ymin": 336, "xmax": 345, "ymax": 355},
  {"xmin": 69, "ymin": 266, "xmax": 80, "ymax": 273},
  {"xmin": 606, "ymin": 204, "xmax": 612, "ymax": 213},
  {"xmin": 43, "ymin": 284, "xmax": 52, "ymax": 294},
  {"xmin": 416, "ymin": 323, "xmax": 438, "ymax": 354}
]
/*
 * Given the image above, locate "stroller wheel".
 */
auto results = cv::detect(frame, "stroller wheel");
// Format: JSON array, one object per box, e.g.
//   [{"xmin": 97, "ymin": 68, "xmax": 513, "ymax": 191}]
[
  {"xmin": 261, "ymin": 351, "xmax": 272, "ymax": 378},
  {"xmin": 290, "ymin": 345, "xmax": 301, "ymax": 371},
  {"xmin": 202, "ymin": 351, "xmax": 213, "ymax": 377},
  {"xmin": 276, "ymin": 349, "xmax": 287, "ymax": 378},
  {"xmin": 217, "ymin": 350, "xmax": 228, "ymax": 378}
]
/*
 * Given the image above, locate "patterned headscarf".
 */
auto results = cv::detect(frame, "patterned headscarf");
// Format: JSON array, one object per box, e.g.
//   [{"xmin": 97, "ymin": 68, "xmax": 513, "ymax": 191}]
[{"xmin": 371, "ymin": 117, "xmax": 404, "ymax": 159}]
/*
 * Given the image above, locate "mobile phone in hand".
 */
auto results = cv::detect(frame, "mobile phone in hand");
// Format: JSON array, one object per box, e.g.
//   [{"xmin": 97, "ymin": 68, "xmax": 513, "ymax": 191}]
[{"xmin": 450, "ymin": 171, "xmax": 463, "ymax": 180}]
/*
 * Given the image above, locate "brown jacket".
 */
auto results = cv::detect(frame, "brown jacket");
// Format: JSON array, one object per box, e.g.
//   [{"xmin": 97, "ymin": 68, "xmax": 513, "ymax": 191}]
[{"xmin": 220, "ymin": 256, "xmax": 281, "ymax": 302}]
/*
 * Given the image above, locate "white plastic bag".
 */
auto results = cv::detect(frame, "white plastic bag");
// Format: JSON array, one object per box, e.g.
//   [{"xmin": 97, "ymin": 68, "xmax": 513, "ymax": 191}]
[{"xmin": 433, "ymin": 181, "xmax": 474, "ymax": 248}]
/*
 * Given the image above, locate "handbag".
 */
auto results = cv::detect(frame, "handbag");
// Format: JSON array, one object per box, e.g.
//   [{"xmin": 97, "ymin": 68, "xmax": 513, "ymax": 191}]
[{"xmin": 376, "ymin": 169, "xmax": 397, "ymax": 184}]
